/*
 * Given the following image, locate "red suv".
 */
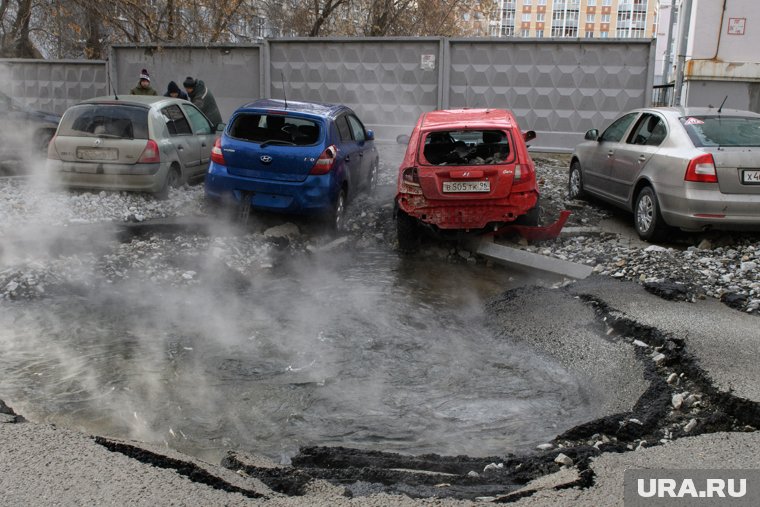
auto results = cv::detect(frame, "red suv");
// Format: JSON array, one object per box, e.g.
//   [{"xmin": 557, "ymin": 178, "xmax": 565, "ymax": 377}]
[{"xmin": 395, "ymin": 109, "xmax": 539, "ymax": 251}]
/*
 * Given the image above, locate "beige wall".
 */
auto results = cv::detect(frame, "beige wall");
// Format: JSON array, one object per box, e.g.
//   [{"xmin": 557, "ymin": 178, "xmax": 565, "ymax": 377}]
[{"xmin": 486, "ymin": 0, "xmax": 657, "ymax": 38}]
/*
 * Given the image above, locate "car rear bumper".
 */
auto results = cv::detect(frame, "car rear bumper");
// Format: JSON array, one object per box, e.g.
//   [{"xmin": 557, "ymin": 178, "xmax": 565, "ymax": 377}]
[
  {"xmin": 397, "ymin": 191, "xmax": 538, "ymax": 230},
  {"xmin": 205, "ymin": 162, "xmax": 336, "ymax": 213},
  {"xmin": 47, "ymin": 160, "xmax": 166, "ymax": 193},
  {"xmin": 660, "ymin": 185, "xmax": 760, "ymax": 231}
]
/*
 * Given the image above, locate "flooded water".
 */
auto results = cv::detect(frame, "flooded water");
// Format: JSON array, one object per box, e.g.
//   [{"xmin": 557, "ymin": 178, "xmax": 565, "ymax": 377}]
[{"xmin": 0, "ymin": 244, "xmax": 596, "ymax": 464}]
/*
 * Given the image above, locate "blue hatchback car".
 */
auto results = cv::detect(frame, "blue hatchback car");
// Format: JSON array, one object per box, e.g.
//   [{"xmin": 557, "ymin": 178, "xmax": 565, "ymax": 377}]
[{"xmin": 205, "ymin": 99, "xmax": 379, "ymax": 230}]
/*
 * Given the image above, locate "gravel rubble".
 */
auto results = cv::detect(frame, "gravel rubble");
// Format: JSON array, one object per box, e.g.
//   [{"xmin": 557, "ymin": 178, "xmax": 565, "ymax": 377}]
[{"xmin": 1, "ymin": 151, "xmax": 759, "ymax": 316}]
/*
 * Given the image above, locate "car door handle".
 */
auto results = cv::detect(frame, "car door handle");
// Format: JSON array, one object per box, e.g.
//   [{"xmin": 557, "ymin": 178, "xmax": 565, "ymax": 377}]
[
  {"xmin": 201, "ymin": 143, "xmax": 207, "ymax": 148},
  {"xmin": 344, "ymin": 155, "xmax": 350, "ymax": 162},
  {"xmin": 358, "ymin": 152, "xmax": 364, "ymax": 157},
  {"xmin": 638, "ymin": 155, "xmax": 647, "ymax": 162},
  {"xmin": 178, "ymin": 145, "xmax": 184, "ymax": 151}
]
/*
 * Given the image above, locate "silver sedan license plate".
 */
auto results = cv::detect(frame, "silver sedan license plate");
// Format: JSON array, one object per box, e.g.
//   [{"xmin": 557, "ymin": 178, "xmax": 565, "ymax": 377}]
[
  {"xmin": 77, "ymin": 148, "xmax": 118, "ymax": 161},
  {"xmin": 443, "ymin": 180, "xmax": 490, "ymax": 193},
  {"xmin": 742, "ymin": 170, "xmax": 760, "ymax": 184}
]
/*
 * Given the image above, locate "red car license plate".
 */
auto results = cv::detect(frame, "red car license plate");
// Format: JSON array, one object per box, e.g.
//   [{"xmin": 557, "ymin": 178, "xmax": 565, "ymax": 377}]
[{"xmin": 442, "ymin": 180, "xmax": 490, "ymax": 193}]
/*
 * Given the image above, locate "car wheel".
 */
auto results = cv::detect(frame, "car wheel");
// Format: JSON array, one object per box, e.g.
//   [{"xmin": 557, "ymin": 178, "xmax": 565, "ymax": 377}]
[
  {"xmin": 36, "ymin": 129, "xmax": 55, "ymax": 155},
  {"xmin": 329, "ymin": 187, "xmax": 347, "ymax": 232},
  {"xmin": 368, "ymin": 160, "xmax": 378, "ymax": 195},
  {"xmin": 156, "ymin": 165, "xmax": 181, "ymax": 200},
  {"xmin": 515, "ymin": 197, "xmax": 541, "ymax": 226},
  {"xmin": 568, "ymin": 160, "xmax": 586, "ymax": 200},
  {"xmin": 396, "ymin": 208, "xmax": 420, "ymax": 253},
  {"xmin": 634, "ymin": 186, "xmax": 668, "ymax": 242}
]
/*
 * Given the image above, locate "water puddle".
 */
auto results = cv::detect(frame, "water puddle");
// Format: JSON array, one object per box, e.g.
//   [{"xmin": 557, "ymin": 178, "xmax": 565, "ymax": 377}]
[{"xmin": 0, "ymin": 245, "xmax": 597, "ymax": 463}]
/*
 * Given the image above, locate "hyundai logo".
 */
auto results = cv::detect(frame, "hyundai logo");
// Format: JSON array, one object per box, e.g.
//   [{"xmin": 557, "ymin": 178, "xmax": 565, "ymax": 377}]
[
  {"xmin": 260, "ymin": 155, "xmax": 272, "ymax": 164},
  {"xmin": 94, "ymin": 138, "xmax": 102, "ymax": 146}
]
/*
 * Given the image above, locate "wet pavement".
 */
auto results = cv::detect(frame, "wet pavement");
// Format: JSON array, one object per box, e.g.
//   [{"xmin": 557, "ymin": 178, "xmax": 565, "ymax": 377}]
[{"xmin": 1, "ymin": 142, "xmax": 759, "ymax": 504}]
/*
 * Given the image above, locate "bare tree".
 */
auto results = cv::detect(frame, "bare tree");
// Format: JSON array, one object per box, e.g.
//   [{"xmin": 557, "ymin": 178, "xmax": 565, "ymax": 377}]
[
  {"xmin": 0, "ymin": 0, "xmax": 493, "ymax": 60},
  {"xmin": 0, "ymin": 0, "xmax": 41, "ymax": 57}
]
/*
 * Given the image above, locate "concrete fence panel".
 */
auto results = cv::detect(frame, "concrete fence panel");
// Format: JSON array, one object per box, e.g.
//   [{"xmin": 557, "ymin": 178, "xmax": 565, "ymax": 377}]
[
  {"xmin": 110, "ymin": 45, "xmax": 264, "ymax": 123},
  {"xmin": 0, "ymin": 59, "xmax": 107, "ymax": 115},
  {"xmin": 2, "ymin": 38, "xmax": 655, "ymax": 151},
  {"xmin": 447, "ymin": 39, "xmax": 655, "ymax": 151},
  {"xmin": 268, "ymin": 38, "xmax": 442, "ymax": 140}
]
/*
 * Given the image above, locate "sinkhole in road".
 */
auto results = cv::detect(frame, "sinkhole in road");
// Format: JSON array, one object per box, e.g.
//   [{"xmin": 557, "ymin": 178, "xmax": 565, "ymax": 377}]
[{"xmin": 0, "ymin": 243, "xmax": 601, "ymax": 464}]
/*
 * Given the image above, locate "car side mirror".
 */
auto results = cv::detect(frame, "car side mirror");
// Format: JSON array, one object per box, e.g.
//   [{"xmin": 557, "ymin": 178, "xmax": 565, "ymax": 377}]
[
  {"xmin": 585, "ymin": 129, "xmax": 599, "ymax": 141},
  {"xmin": 396, "ymin": 134, "xmax": 410, "ymax": 145},
  {"xmin": 366, "ymin": 129, "xmax": 375, "ymax": 141},
  {"xmin": 523, "ymin": 130, "xmax": 536, "ymax": 142},
  {"xmin": 216, "ymin": 123, "xmax": 226, "ymax": 133}
]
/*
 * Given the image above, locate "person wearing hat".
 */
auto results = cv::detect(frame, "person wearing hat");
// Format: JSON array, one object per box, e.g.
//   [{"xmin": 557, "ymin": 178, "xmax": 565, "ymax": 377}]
[
  {"xmin": 183, "ymin": 76, "xmax": 222, "ymax": 126},
  {"xmin": 130, "ymin": 69, "xmax": 157, "ymax": 96},
  {"xmin": 164, "ymin": 81, "xmax": 189, "ymax": 101}
]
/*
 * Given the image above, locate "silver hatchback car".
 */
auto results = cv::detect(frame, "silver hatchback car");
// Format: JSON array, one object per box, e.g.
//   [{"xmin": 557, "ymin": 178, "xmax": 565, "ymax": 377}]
[
  {"xmin": 47, "ymin": 96, "xmax": 219, "ymax": 196},
  {"xmin": 570, "ymin": 107, "xmax": 760, "ymax": 241}
]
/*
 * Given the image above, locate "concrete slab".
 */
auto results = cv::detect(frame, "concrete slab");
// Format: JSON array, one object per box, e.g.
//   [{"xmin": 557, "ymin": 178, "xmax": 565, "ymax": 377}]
[
  {"xmin": 571, "ymin": 277, "xmax": 760, "ymax": 403},
  {"xmin": 476, "ymin": 239, "xmax": 594, "ymax": 279},
  {"xmin": 487, "ymin": 285, "xmax": 649, "ymax": 417},
  {"xmin": 511, "ymin": 432, "xmax": 760, "ymax": 507}
]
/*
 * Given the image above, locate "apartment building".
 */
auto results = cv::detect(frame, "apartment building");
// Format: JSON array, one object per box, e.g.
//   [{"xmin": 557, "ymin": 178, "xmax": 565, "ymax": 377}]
[{"xmin": 489, "ymin": 0, "xmax": 658, "ymax": 39}]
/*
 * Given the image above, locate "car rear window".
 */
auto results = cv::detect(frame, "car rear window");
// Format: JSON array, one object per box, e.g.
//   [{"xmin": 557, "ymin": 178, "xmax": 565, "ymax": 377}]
[
  {"xmin": 229, "ymin": 113, "xmax": 320, "ymax": 146},
  {"xmin": 58, "ymin": 104, "xmax": 149, "ymax": 139},
  {"xmin": 681, "ymin": 116, "xmax": 760, "ymax": 147},
  {"xmin": 421, "ymin": 130, "xmax": 511, "ymax": 165}
]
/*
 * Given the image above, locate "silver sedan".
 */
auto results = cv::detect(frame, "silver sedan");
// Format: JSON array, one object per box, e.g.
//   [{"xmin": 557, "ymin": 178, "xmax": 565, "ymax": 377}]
[
  {"xmin": 47, "ymin": 96, "xmax": 220, "ymax": 197},
  {"xmin": 569, "ymin": 107, "xmax": 760, "ymax": 241}
]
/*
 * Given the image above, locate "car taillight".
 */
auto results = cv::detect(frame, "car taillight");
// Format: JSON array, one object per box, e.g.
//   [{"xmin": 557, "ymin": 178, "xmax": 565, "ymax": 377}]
[
  {"xmin": 137, "ymin": 140, "xmax": 160, "ymax": 164},
  {"xmin": 513, "ymin": 163, "xmax": 533, "ymax": 182},
  {"xmin": 685, "ymin": 153, "xmax": 718, "ymax": 183},
  {"xmin": 211, "ymin": 138, "xmax": 226, "ymax": 165},
  {"xmin": 47, "ymin": 135, "xmax": 60, "ymax": 160},
  {"xmin": 310, "ymin": 145, "xmax": 336, "ymax": 175},
  {"xmin": 401, "ymin": 167, "xmax": 420, "ymax": 186}
]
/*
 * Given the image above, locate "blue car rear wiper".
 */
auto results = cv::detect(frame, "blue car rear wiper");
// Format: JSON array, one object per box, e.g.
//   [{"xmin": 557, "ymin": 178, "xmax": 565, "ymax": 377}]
[{"xmin": 260, "ymin": 139, "xmax": 296, "ymax": 148}]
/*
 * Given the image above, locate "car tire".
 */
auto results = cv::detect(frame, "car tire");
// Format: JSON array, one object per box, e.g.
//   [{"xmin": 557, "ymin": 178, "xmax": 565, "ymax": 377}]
[
  {"xmin": 156, "ymin": 165, "xmax": 181, "ymax": 200},
  {"xmin": 396, "ymin": 208, "xmax": 420, "ymax": 253},
  {"xmin": 568, "ymin": 160, "xmax": 586, "ymax": 200},
  {"xmin": 36, "ymin": 129, "xmax": 55, "ymax": 155},
  {"xmin": 367, "ymin": 160, "xmax": 378, "ymax": 195},
  {"xmin": 634, "ymin": 186, "xmax": 668, "ymax": 242},
  {"xmin": 328, "ymin": 187, "xmax": 347, "ymax": 232},
  {"xmin": 515, "ymin": 197, "xmax": 541, "ymax": 226}
]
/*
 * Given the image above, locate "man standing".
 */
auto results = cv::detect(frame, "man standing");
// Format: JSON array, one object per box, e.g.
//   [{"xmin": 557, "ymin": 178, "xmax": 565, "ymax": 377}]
[
  {"xmin": 182, "ymin": 76, "xmax": 222, "ymax": 126},
  {"xmin": 130, "ymin": 69, "xmax": 157, "ymax": 96}
]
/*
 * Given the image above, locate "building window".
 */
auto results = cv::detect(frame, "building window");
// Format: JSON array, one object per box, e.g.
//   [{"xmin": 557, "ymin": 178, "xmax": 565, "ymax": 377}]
[
  {"xmin": 501, "ymin": 25, "xmax": 515, "ymax": 36},
  {"xmin": 587, "ymin": 0, "xmax": 596, "ymax": 5},
  {"xmin": 523, "ymin": 13, "xmax": 532, "ymax": 21},
  {"xmin": 600, "ymin": 31, "xmax": 608, "ymax": 38},
  {"xmin": 536, "ymin": 29, "xmax": 544, "ymax": 37},
  {"xmin": 585, "ymin": 31, "xmax": 594, "ymax": 38},
  {"xmin": 522, "ymin": 29, "xmax": 531, "ymax": 37},
  {"xmin": 586, "ymin": 13, "xmax": 595, "ymax": 22},
  {"xmin": 601, "ymin": 14, "xmax": 610, "ymax": 22},
  {"xmin": 524, "ymin": 0, "xmax": 532, "ymax": 4},
  {"xmin": 536, "ymin": 13, "xmax": 545, "ymax": 21},
  {"xmin": 537, "ymin": 0, "xmax": 547, "ymax": 5},
  {"xmin": 602, "ymin": 0, "xmax": 611, "ymax": 5}
]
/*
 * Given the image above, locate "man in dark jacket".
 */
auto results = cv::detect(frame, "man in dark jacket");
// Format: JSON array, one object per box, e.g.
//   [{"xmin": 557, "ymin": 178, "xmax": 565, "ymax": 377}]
[
  {"xmin": 164, "ymin": 81, "xmax": 189, "ymax": 101},
  {"xmin": 182, "ymin": 76, "xmax": 222, "ymax": 126},
  {"xmin": 130, "ymin": 69, "xmax": 157, "ymax": 96}
]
